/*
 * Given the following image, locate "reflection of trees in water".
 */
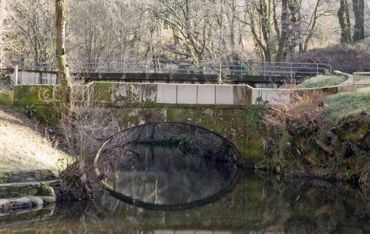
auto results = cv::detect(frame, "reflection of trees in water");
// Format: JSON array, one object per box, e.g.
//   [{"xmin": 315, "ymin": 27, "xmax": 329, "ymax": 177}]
[
  {"xmin": 97, "ymin": 123, "xmax": 239, "ymax": 206},
  {"xmin": 103, "ymin": 144, "xmax": 237, "ymax": 205},
  {"xmin": 1, "ymin": 174, "xmax": 369, "ymax": 233},
  {"xmin": 88, "ymin": 173, "xmax": 369, "ymax": 233}
]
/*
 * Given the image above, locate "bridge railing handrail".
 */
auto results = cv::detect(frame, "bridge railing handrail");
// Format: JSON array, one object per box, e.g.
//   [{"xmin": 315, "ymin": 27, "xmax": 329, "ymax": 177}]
[{"xmin": 4, "ymin": 57, "xmax": 332, "ymax": 78}]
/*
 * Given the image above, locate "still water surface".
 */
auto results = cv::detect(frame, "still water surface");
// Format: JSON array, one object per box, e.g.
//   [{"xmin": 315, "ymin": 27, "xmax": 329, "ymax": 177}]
[
  {"xmin": 1, "ymin": 173, "xmax": 369, "ymax": 233},
  {"xmin": 1, "ymin": 123, "xmax": 369, "ymax": 233}
]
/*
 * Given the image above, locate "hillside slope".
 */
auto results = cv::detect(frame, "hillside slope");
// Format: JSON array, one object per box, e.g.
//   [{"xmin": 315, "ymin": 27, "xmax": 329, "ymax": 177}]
[
  {"xmin": 0, "ymin": 105, "xmax": 71, "ymax": 173},
  {"xmin": 293, "ymin": 38, "xmax": 370, "ymax": 73}
]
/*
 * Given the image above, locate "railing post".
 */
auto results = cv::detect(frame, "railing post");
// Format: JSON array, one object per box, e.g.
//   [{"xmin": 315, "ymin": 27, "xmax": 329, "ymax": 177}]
[
  {"xmin": 14, "ymin": 65, "xmax": 19, "ymax": 85},
  {"xmin": 316, "ymin": 63, "xmax": 319, "ymax": 75},
  {"xmin": 353, "ymin": 73, "xmax": 357, "ymax": 92},
  {"xmin": 218, "ymin": 62, "xmax": 222, "ymax": 84}
]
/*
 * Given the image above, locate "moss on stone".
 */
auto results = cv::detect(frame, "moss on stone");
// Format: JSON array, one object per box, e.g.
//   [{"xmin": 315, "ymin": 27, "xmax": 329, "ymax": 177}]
[
  {"xmin": 91, "ymin": 82, "xmax": 113, "ymax": 103},
  {"xmin": 9, "ymin": 83, "xmax": 267, "ymax": 167},
  {"xmin": 13, "ymin": 85, "xmax": 57, "ymax": 106},
  {"xmin": 165, "ymin": 108, "xmax": 176, "ymax": 122},
  {"xmin": 0, "ymin": 91, "xmax": 13, "ymax": 106}
]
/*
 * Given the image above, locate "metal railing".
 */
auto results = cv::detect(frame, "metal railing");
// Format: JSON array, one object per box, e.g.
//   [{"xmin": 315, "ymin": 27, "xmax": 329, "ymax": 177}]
[
  {"xmin": 353, "ymin": 72, "xmax": 370, "ymax": 91},
  {"xmin": 4, "ymin": 57, "xmax": 332, "ymax": 78}
]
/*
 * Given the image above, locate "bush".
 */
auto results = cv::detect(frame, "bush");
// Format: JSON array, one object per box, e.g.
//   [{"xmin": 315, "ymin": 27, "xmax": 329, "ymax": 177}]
[{"xmin": 59, "ymin": 92, "xmax": 121, "ymax": 160}]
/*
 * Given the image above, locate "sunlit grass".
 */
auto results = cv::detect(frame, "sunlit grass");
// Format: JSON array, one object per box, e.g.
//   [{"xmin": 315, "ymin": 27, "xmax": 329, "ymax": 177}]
[
  {"xmin": 324, "ymin": 91, "xmax": 370, "ymax": 124},
  {"xmin": 0, "ymin": 107, "xmax": 72, "ymax": 174},
  {"xmin": 298, "ymin": 75, "xmax": 348, "ymax": 88}
]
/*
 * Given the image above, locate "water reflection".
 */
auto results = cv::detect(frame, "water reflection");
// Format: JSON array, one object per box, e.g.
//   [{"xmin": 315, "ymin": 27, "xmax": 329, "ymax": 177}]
[
  {"xmin": 95, "ymin": 123, "xmax": 240, "ymax": 209},
  {"xmin": 1, "ymin": 173, "xmax": 369, "ymax": 233}
]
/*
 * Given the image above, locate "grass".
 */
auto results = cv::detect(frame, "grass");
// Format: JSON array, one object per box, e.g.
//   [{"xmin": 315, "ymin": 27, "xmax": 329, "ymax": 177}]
[
  {"xmin": 297, "ymin": 75, "xmax": 348, "ymax": 88},
  {"xmin": 324, "ymin": 91, "xmax": 370, "ymax": 124},
  {"xmin": 358, "ymin": 87, "xmax": 370, "ymax": 93},
  {"xmin": 0, "ymin": 105, "xmax": 72, "ymax": 174}
]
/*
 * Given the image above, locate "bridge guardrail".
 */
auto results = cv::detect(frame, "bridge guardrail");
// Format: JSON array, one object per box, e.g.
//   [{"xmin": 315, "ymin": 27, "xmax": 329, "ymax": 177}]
[
  {"xmin": 4, "ymin": 58, "xmax": 332, "ymax": 79},
  {"xmin": 353, "ymin": 72, "xmax": 370, "ymax": 91}
]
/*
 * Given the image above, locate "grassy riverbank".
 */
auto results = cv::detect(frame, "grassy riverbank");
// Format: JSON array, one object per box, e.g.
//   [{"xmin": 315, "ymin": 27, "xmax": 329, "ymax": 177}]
[
  {"xmin": 297, "ymin": 75, "xmax": 348, "ymax": 88},
  {"xmin": 325, "ymin": 91, "xmax": 370, "ymax": 123},
  {"xmin": 263, "ymin": 89, "xmax": 370, "ymax": 186},
  {"xmin": 0, "ymin": 105, "xmax": 71, "ymax": 173}
]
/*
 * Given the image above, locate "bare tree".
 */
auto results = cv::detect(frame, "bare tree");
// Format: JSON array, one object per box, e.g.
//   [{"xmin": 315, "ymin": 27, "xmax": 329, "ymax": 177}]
[
  {"xmin": 3, "ymin": 0, "xmax": 369, "ymax": 66},
  {"xmin": 353, "ymin": 0, "xmax": 365, "ymax": 42},
  {"xmin": 0, "ymin": 0, "xmax": 5, "ymax": 66},
  {"xmin": 56, "ymin": 0, "xmax": 71, "ymax": 112},
  {"xmin": 7, "ymin": 0, "xmax": 55, "ymax": 65},
  {"xmin": 338, "ymin": 0, "xmax": 352, "ymax": 44}
]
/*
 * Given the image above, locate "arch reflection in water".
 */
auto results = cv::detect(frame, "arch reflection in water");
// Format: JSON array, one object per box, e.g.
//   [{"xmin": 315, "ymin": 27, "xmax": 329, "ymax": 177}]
[{"xmin": 95, "ymin": 122, "xmax": 240, "ymax": 210}]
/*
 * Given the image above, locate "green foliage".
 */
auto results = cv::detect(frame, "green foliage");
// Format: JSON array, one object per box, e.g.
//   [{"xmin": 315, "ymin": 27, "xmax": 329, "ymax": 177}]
[
  {"xmin": 24, "ymin": 104, "xmax": 36, "ymax": 119},
  {"xmin": 243, "ymin": 102, "xmax": 268, "ymax": 165},
  {"xmin": 0, "ymin": 91, "xmax": 13, "ymax": 106}
]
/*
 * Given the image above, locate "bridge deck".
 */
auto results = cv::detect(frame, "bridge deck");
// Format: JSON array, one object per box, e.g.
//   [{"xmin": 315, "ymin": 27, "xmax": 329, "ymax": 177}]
[{"xmin": 79, "ymin": 72, "xmax": 306, "ymax": 84}]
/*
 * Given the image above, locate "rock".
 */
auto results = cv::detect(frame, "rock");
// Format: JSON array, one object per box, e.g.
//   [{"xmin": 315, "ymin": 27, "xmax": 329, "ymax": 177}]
[
  {"xmin": 0, "ymin": 195, "xmax": 55, "ymax": 214},
  {"xmin": 38, "ymin": 196, "xmax": 56, "ymax": 204},
  {"xmin": 0, "ymin": 170, "xmax": 56, "ymax": 184},
  {"xmin": 0, "ymin": 181, "xmax": 60, "ymax": 198},
  {"xmin": 28, "ymin": 196, "xmax": 44, "ymax": 208},
  {"xmin": 0, "ymin": 197, "xmax": 34, "ymax": 213}
]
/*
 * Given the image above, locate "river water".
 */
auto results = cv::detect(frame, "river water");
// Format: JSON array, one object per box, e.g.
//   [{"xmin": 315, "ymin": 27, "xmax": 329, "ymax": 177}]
[{"xmin": 1, "ymin": 123, "xmax": 369, "ymax": 233}]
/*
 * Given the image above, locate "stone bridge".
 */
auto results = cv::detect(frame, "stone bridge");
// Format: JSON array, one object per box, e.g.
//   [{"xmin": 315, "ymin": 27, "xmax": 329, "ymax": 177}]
[{"xmin": 4, "ymin": 81, "xmax": 353, "ymax": 166}]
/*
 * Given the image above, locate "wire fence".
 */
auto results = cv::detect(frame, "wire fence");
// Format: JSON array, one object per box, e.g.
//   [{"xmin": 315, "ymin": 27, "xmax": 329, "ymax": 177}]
[{"xmin": 4, "ymin": 57, "xmax": 332, "ymax": 78}]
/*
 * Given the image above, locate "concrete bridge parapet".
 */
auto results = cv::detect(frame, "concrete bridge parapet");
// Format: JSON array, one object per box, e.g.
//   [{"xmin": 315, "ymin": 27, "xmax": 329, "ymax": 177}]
[
  {"xmin": 89, "ymin": 82, "xmax": 253, "ymax": 107},
  {"xmin": 5, "ymin": 81, "xmax": 354, "ymax": 166}
]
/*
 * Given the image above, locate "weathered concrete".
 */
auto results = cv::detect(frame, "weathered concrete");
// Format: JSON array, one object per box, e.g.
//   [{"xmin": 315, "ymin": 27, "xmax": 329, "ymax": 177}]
[
  {"xmin": 11, "ymin": 81, "xmax": 354, "ymax": 107},
  {"xmin": 216, "ymin": 86, "xmax": 234, "ymax": 105},
  {"xmin": 198, "ymin": 85, "xmax": 215, "ymax": 104},
  {"xmin": 7, "ymin": 81, "xmax": 355, "ymax": 164},
  {"xmin": 0, "ymin": 180, "xmax": 59, "ymax": 198},
  {"xmin": 177, "ymin": 84, "xmax": 197, "ymax": 104},
  {"xmin": 157, "ymin": 84, "xmax": 177, "ymax": 104},
  {"xmin": 0, "ymin": 170, "xmax": 56, "ymax": 184},
  {"xmin": 0, "ymin": 195, "xmax": 56, "ymax": 214},
  {"xmin": 0, "ymin": 178, "xmax": 57, "ymax": 214}
]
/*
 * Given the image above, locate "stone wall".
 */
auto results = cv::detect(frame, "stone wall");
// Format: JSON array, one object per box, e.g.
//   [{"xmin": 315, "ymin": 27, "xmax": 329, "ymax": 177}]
[
  {"xmin": 8, "ymin": 81, "xmax": 355, "ymax": 165},
  {"xmin": 9, "ymin": 83, "xmax": 262, "ymax": 165}
]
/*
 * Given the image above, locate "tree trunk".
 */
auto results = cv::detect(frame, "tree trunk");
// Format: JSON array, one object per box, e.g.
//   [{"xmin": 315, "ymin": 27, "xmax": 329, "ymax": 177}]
[
  {"xmin": 352, "ymin": 0, "xmax": 365, "ymax": 42},
  {"xmin": 338, "ymin": 0, "xmax": 352, "ymax": 44},
  {"xmin": 56, "ymin": 0, "xmax": 71, "ymax": 114},
  {"xmin": 276, "ymin": 0, "xmax": 289, "ymax": 61},
  {"xmin": 287, "ymin": 0, "xmax": 301, "ymax": 59},
  {"xmin": 0, "ymin": 0, "xmax": 5, "ymax": 67}
]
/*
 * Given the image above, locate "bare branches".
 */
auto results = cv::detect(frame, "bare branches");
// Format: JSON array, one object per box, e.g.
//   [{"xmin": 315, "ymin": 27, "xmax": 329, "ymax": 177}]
[{"xmin": 1, "ymin": 0, "xmax": 368, "ymax": 66}]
